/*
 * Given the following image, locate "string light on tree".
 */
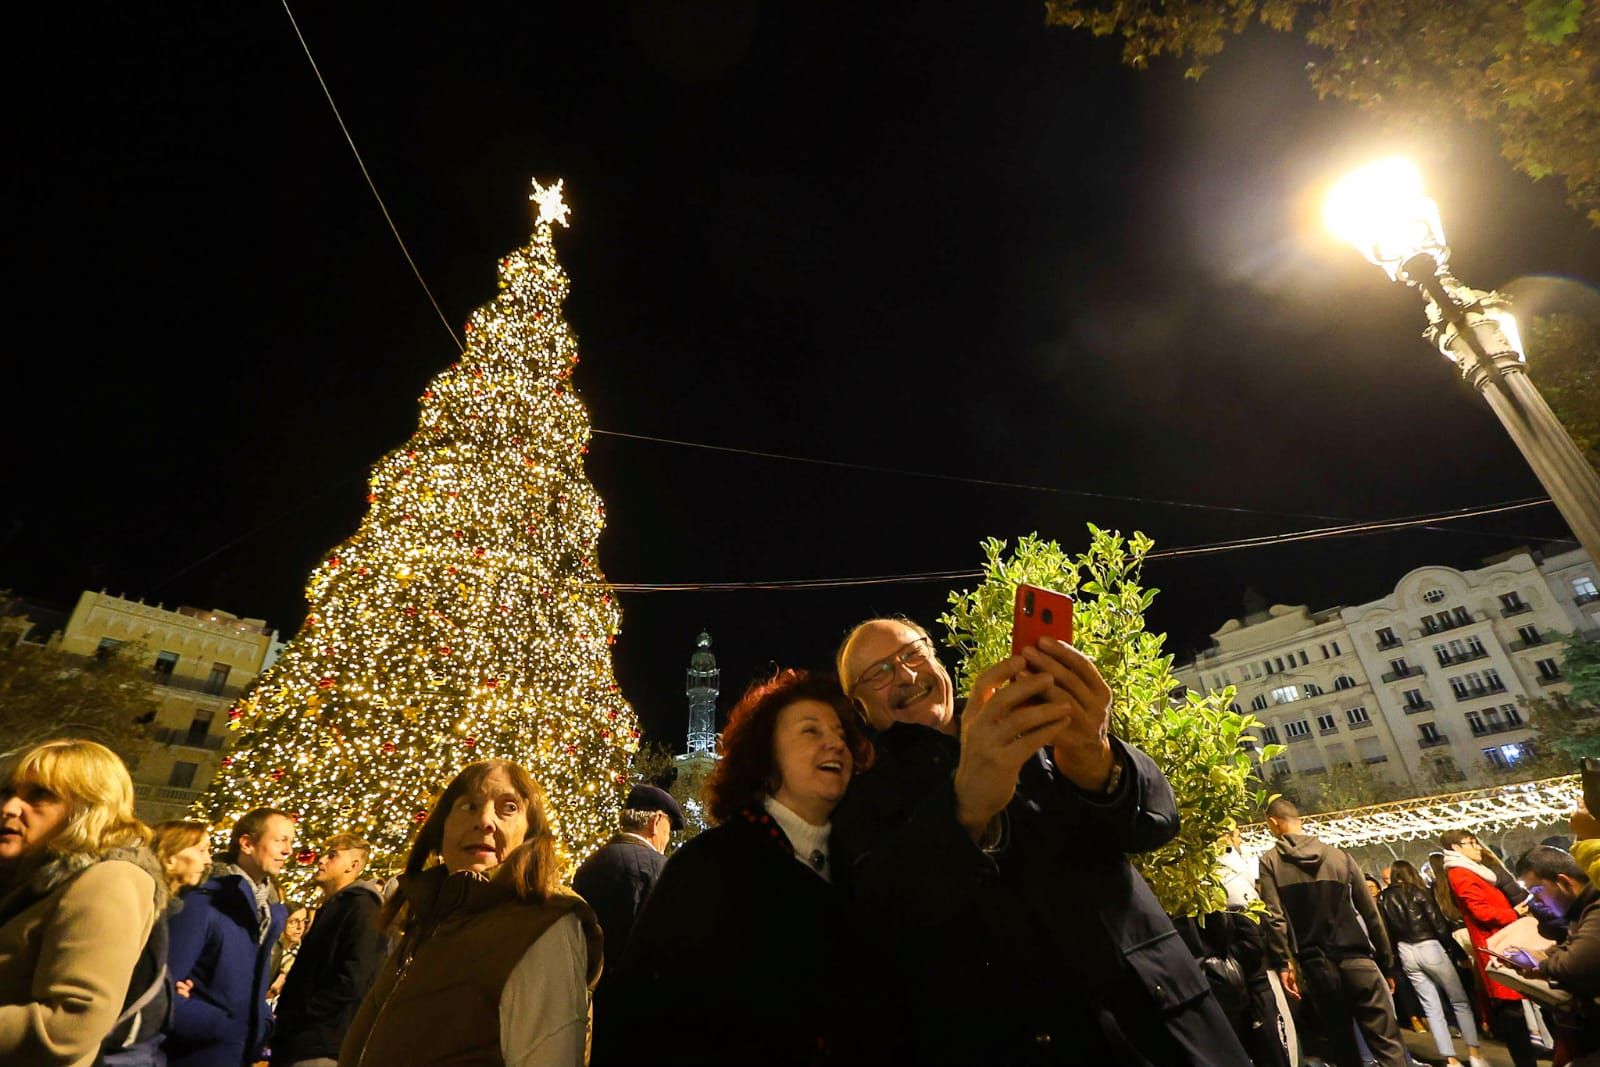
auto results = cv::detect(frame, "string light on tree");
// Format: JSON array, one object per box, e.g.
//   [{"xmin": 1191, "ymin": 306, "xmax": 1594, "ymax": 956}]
[{"xmin": 199, "ymin": 179, "xmax": 638, "ymax": 890}]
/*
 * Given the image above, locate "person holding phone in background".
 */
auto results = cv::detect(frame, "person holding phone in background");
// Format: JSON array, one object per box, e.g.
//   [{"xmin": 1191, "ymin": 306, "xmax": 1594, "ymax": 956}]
[
  {"xmin": 1509, "ymin": 846, "xmax": 1600, "ymax": 1065},
  {"xmin": 830, "ymin": 606, "xmax": 1251, "ymax": 1066}
]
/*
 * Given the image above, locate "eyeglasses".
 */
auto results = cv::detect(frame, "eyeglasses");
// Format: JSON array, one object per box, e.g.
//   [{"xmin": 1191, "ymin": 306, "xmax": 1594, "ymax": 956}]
[{"xmin": 850, "ymin": 637, "xmax": 933, "ymax": 694}]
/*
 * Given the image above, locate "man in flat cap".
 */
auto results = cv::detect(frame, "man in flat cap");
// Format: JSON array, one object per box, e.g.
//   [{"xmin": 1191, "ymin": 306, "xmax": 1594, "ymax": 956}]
[{"xmin": 576, "ymin": 783, "xmax": 685, "ymax": 1065}]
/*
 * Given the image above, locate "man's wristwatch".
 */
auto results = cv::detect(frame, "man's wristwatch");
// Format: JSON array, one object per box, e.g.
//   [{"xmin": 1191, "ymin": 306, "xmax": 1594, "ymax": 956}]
[{"xmin": 1099, "ymin": 750, "xmax": 1125, "ymax": 795}]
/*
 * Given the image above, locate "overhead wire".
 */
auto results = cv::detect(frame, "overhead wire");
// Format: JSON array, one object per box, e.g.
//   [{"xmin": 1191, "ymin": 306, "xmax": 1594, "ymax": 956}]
[
  {"xmin": 261, "ymin": 7, "xmax": 1570, "ymax": 601},
  {"xmin": 280, "ymin": 0, "xmax": 463, "ymax": 353},
  {"xmin": 603, "ymin": 496, "xmax": 1557, "ymax": 592}
]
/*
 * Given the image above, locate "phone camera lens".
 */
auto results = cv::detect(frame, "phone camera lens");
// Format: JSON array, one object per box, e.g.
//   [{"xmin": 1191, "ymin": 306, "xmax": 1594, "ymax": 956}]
[
  {"xmin": 1023, "ymin": 591, "xmax": 1034, "ymax": 616},
  {"xmin": 1042, "ymin": 609, "xmax": 1053, "ymax": 625}
]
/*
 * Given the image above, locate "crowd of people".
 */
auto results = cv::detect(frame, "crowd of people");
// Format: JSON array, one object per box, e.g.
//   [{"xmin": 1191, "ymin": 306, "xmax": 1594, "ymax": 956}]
[{"xmin": 2, "ymin": 614, "xmax": 1600, "ymax": 1066}]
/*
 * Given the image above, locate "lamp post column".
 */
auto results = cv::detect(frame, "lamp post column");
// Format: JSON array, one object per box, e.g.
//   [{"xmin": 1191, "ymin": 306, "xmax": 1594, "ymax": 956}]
[{"xmin": 1413, "ymin": 266, "xmax": 1600, "ymax": 562}]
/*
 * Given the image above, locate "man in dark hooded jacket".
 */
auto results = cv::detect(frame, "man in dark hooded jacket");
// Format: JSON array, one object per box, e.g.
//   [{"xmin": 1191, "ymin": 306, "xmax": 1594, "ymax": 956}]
[
  {"xmin": 271, "ymin": 833, "xmax": 385, "ymax": 1067},
  {"xmin": 1259, "ymin": 797, "xmax": 1406, "ymax": 1067}
]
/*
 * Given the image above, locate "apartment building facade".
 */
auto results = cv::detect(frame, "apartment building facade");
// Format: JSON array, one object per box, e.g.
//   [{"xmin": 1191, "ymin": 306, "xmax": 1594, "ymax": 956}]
[
  {"xmin": 50, "ymin": 591, "xmax": 276, "ymax": 821},
  {"xmin": 1176, "ymin": 547, "xmax": 1600, "ymax": 794}
]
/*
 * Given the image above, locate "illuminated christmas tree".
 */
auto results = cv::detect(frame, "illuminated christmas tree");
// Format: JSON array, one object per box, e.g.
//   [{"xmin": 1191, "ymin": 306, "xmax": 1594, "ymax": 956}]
[{"xmin": 200, "ymin": 180, "xmax": 638, "ymax": 887}]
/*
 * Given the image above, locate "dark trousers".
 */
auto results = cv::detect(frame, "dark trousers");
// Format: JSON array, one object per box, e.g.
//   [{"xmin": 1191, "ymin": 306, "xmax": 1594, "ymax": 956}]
[
  {"xmin": 1491, "ymin": 1000, "xmax": 1538, "ymax": 1067},
  {"xmin": 1245, "ymin": 974, "xmax": 1292, "ymax": 1067},
  {"xmin": 1302, "ymin": 956, "xmax": 1407, "ymax": 1067}
]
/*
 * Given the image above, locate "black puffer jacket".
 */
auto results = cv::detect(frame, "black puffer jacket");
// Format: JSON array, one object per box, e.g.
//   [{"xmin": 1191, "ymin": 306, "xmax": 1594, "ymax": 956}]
[{"xmin": 1378, "ymin": 882, "xmax": 1454, "ymax": 947}]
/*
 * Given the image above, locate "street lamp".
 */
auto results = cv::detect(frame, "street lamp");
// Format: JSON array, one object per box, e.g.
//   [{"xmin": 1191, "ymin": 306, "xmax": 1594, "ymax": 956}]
[{"xmin": 1326, "ymin": 158, "xmax": 1600, "ymax": 563}]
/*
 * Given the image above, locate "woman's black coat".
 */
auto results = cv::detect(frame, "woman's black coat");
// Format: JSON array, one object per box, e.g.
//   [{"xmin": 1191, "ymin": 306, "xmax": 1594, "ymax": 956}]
[
  {"xmin": 616, "ymin": 809, "xmax": 880, "ymax": 1066},
  {"xmin": 831, "ymin": 723, "xmax": 1253, "ymax": 1067}
]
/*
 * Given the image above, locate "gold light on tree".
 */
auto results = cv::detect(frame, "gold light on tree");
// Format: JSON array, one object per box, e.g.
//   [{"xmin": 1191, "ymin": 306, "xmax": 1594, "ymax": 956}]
[{"xmin": 199, "ymin": 180, "xmax": 638, "ymax": 890}]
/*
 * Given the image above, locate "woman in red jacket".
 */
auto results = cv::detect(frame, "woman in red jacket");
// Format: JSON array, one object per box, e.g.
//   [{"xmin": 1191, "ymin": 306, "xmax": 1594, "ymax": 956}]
[{"xmin": 1440, "ymin": 829, "xmax": 1537, "ymax": 1067}]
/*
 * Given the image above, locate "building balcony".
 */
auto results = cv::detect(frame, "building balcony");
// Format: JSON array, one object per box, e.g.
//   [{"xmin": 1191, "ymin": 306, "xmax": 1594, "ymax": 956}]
[
  {"xmin": 1349, "ymin": 718, "xmax": 1375, "ymax": 730},
  {"xmin": 1538, "ymin": 673, "xmax": 1566, "ymax": 687},
  {"xmin": 1500, "ymin": 602, "xmax": 1535, "ymax": 618},
  {"xmin": 1363, "ymin": 754, "xmax": 1390, "ymax": 764},
  {"xmin": 1453, "ymin": 684, "xmax": 1508, "ymax": 702},
  {"xmin": 133, "ymin": 783, "xmax": 204, "ymax": 805},
  {"xmin": 1381, "ymin": 665, "xmax": 1426, "ymax": 683},
  {"xmin": 1436, "ymin": 648, "xmax": 1490, "ymax": 667},
  {"xmin": 1421, "ymin": 617, "xmax": 1473, "ymax": 636},
  {"xmin": 1286, "ymin": 733, "xmax": 1315, "ymax": 745},
  {"xmin": 1376, "ymin": 636, "xmax": 1403, "ymax": 651},
  {"xmin": 1319, "ymin": 725, "xmax": 1339, "ymax": 736},
  {"xmin": 153, "ymin": 672, "xmax": 250, "ymax": 701},
  {"xmin": 1509, "ymin": 631, "xmax": 1553, "ymax": 652},
  {"xmin": 1403, "ymin": 701, "xmax": 1435, "ymax": 714},
  {"xmin": 1470, "ymin": 720, "xmax": 1526, "ymax": 738},
  {"xmin": 1577, "ymin": 591, "xmax": 1600, "ymax": 607},
  {"xmin": 1418, "ymin": 734, "xmax": 1451, "ymax": 749},
  {"xmin": 148, "ymin": 727, "xmax": 225, "ymax": 751}
]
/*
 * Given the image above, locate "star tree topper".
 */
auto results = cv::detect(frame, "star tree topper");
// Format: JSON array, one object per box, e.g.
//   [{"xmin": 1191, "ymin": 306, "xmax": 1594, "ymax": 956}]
[{"xmin": 530, "ymin": 178, "xmax": 571, "ymax": 228}]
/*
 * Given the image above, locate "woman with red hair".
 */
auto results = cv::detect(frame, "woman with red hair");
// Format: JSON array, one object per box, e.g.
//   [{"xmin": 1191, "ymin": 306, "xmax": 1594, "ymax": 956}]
[{"xmin": 613, "ymin": 669, "xmax": 878, "ymax": 1065}]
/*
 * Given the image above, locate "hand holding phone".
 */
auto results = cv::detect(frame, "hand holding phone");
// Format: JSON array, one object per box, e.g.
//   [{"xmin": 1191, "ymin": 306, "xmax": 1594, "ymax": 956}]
[
  {"xmin": 1011, "ymin": 584, "xmax": 1074, "ymax": 657},
  {"xmin": 1479, "ymin": 946, "xmax": 1540, "ymax": 971}
]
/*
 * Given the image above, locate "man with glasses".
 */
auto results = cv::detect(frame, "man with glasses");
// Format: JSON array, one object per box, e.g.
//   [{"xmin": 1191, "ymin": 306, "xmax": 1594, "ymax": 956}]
[{"xmin": 831, "ymin": 616, "xmax": 1250, "ymax": 1066}]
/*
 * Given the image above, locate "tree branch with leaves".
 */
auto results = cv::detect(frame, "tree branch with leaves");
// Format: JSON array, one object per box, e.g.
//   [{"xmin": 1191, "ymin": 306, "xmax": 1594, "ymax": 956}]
[{"xmin": 941, "ymin": 527, "xmax": 1282, "ymax": 917}]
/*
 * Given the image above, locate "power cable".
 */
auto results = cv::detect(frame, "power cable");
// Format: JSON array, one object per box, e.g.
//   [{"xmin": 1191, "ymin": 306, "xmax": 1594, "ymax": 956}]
[
  {"xmin": 604, "ymin": 496, "xmax": 1557, "ymax": 592},
  {"xmin": 280, "ymin": 0, "xmax": 463, "ymax": 353}
]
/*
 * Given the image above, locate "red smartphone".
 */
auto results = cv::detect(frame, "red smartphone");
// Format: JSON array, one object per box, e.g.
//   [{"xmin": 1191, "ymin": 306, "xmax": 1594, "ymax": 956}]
[{"xmin": 1011, "ymin": 583, "xmax": 1074, "ymax": 656}]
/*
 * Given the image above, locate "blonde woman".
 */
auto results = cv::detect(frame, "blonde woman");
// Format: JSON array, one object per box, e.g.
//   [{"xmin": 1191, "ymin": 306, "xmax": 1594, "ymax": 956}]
[
  {"xmin": 151, "ymin": 819, "xmax": 212, "ymax": 896},
  {"xmin": 0, "ymin": 739, "xmax": 170, "ymax": 1066}
]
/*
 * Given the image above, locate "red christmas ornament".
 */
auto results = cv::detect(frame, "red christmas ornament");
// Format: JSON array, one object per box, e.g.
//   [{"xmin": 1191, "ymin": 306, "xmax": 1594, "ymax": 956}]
[
  {"xmin": 228, "ymin": 708, "xmax": 244, "ymax": 721},
  {"xmin": 464, "ymin": 737, "xmax": 478, "ymax": 749},
  {"xmin": 565, "ymin": 744, "xmax": 577, "ymax": 755},
  {"xmin": 296, "ymin": 849, "xmax": 317, "ymax": 866},
  {"xmin": 483, "ymin": 678, "xmax": 499, "ymax": 689},
  {"xmin": 629, "ymin": 730, "xmax": 640, "ymax": 740},
  {"xmin": 382, "ymin": 742, "xmax": 396, "ymax": 754},
  {"xmin": 607, "ymin": 710, "xmax": 619, "ymax": 720},
  {"xmin": 474, "ymin": 547, "xmax": 486, "ymax": 558},
  {"xmin": 365, "ymin": 493, "xmax": 377, "ymax": 504},
  {"xmin": 318, "ymin": 677, "xmax": 335, "ymax": 689},
  {"xmin": 438, "ymin": 646, "xmax": 453, "ymax": 656},
  {"xmin": 220, "ymin": 756, "xmax": 234, "ymax": 768},
  {"xmin": 357, "ymin": 566, "xmax": 369, "ymax": 576},
  {"xmin": 601, "ymin": 731, "xmax": 611, "ymax": 741},
  {"xmin": 464, "ymin": 322, "xmax": 475, "ymax": 334},
  {"xmin": 422, "ymin": 389, "xmax": 435, "ymax": 399},
  {"xmin": 404, "ymin": 607, "xmax": 418, "ymax": 617},
  {"xmin": 328, "ymin": 556, "xmax": 341, "ymax": 568},
  {"xmin": 414, "ymin": 811, "xmax": 428, "ymax": 823},
  {"xmin": 270, "ymin": 768, "xmax": 286, "ymax": 781}
]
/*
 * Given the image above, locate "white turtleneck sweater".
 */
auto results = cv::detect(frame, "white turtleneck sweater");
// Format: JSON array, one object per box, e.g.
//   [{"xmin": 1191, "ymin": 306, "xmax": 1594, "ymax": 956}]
[{"xmin": 762, "ymin": 795, "xmax": 833, "ymax": 883}]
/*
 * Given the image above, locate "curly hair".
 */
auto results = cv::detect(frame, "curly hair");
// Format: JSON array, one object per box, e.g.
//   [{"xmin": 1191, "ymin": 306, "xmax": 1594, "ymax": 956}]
[
  {"xmin": 0, "ymin": 739, "xmax": 149, "ymax": 858},
  {"xmin": 704, "ymin": 669, "xmax": 872, "ymax": 825}
]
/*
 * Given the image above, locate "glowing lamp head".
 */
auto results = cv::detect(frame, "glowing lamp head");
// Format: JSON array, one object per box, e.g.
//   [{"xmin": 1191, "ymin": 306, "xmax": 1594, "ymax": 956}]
[{"xmin": 1324, "ymin": 158, "xmax": 1447, "ymax": 280}]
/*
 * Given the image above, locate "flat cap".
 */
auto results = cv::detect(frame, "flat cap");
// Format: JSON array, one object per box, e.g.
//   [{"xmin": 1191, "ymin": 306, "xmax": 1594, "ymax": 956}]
[{"xmin": 624, "ymin": 783, "xmax": 685, "ymax": 830}]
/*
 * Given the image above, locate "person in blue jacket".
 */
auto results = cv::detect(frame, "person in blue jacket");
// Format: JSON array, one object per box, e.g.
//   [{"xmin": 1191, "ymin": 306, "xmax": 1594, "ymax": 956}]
[{"xmin": 165, "ymin": 807, "xmax": 295, "ymax": 1067}]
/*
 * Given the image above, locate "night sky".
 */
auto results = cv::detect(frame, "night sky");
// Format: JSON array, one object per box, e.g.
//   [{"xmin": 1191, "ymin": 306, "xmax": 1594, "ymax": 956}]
[{"xmin": 8, "ymin": 3, "xmax": 1599, "ymax": 746}]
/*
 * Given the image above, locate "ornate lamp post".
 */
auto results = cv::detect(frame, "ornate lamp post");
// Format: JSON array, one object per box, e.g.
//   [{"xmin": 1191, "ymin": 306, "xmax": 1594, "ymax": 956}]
[{"xmin": 1325, "ymin": 159, "xmax": 1600, "ymax": 563}]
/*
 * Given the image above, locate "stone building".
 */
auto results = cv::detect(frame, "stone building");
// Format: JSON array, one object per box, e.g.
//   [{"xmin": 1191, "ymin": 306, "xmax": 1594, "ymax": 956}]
[{"xmin": 1176, "ymin": 547, "xmax": 1600, "ymax": 796}]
